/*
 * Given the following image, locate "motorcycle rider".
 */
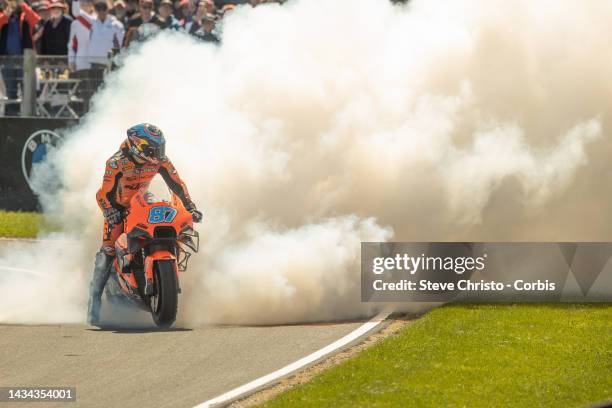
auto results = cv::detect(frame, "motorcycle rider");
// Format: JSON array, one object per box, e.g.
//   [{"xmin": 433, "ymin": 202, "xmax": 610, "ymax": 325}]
[{"xmin": 87, "ymin": 123, "xmax": 202, "ymax": 325}]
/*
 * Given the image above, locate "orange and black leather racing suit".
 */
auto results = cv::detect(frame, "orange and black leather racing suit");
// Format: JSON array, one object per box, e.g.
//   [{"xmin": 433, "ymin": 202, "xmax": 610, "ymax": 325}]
[{"xmin": 96, "ymin": 142, "xmax": 195, "ymax": 255}]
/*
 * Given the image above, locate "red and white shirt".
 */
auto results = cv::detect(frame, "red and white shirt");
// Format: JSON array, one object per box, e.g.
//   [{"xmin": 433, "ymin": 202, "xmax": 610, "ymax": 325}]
[{"xmin": 68, "ymin": 5, "xmax": 96, "ymax": 71}]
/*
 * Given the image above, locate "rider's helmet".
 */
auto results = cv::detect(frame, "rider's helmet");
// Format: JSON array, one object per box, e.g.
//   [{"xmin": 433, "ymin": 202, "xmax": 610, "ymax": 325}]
[{"xmin": 126, "ymin": 123, "xmax": 166, "ymax": 164}]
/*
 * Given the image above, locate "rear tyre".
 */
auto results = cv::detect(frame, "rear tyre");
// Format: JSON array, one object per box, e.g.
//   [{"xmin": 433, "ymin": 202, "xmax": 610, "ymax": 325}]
[{"xmin": 150, "ymin": 260, "xmax": 179, "ymax": 328}]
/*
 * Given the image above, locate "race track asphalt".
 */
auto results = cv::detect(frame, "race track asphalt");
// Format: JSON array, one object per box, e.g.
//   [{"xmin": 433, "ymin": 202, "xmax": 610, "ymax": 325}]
[
  {"xmin": 0, "ymin": 320, "xmax": 363, "ymax": 407},
  {"xmin": 0, "ymin": 239, "xmax": 372, "ymax": 407}
]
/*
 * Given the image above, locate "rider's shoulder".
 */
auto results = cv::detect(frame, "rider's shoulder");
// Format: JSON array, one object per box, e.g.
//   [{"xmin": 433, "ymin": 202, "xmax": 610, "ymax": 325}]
[
  {"xmin": 107, "ymin": 150, "xmax": 128, "ymax": 170},
  {"xmin": 159, "ymin": 157, "xmax": 177, "ymax": 172}
]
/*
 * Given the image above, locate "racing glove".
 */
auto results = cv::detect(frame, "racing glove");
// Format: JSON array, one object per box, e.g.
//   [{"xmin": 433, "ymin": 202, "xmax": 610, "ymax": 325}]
[
  {"xmin": 190, "ymin": 209, "xmax": 203, "ymax": 223},
  {"xmin": 103, "ymin": 207, "xmax": 123, "ymax": 225},
  {"xmin": 185, "ymin": 203, "xmax": 203, "ymax": 223}
]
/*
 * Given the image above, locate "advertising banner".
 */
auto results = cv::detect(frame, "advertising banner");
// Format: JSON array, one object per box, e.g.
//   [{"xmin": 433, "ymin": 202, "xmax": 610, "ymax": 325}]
[{"xmin": 0, "ymin": 118, "xmax": 77, "ymax": 211}]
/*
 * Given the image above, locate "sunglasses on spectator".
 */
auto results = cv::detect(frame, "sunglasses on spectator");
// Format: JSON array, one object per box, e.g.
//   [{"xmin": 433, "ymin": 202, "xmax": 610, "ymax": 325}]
[{"xmin": 141, "ymin": 4, "xmax": 152, "ymax": 8}]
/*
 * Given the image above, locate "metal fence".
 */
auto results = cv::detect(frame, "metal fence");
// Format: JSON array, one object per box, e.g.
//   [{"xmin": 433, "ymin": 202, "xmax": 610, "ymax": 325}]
[{"xmin": 0, "ymin": 52, "xmax": 108, "ymax": 118}]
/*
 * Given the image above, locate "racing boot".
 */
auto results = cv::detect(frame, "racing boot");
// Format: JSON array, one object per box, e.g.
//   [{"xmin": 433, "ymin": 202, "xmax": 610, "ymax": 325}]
[{"xmin": 87, "ymin": 250, "xmax": 113, "ymax": 326}]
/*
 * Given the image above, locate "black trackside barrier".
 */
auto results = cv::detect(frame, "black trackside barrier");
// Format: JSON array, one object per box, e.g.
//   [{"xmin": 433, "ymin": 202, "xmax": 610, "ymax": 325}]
[{"xmin": 0, "ymin": 117, "xmax": 78, "ymax": 211}]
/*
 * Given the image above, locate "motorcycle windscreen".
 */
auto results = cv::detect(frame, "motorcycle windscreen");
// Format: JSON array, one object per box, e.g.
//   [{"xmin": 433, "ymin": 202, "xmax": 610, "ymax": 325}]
[{"xmin": 143, "ymin": 175, "xmax": 174, "ymax": 204}]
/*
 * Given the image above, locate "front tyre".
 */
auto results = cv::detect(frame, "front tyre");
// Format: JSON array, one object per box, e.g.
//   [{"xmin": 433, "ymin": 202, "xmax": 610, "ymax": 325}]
[{"xmin": 150, "ymin": 260, "xmax": 179, "ymax": 328}]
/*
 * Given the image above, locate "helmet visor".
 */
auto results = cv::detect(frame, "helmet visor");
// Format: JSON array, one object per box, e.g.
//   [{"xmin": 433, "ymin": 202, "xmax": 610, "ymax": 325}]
[{"xmin": 143, "ymin": 143, "xmax": 166, "ymax": 161}]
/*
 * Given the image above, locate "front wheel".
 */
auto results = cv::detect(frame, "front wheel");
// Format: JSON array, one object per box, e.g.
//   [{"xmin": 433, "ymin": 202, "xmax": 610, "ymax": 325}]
[{"xmin": 149, "ymin": 260, "xmax": 179, "ymax": 328}]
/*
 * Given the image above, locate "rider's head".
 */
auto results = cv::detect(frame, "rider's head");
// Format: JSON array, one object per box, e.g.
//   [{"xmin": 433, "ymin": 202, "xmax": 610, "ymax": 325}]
[{"xmin": 126, "ymin": 123, "xmax": 166, "ymax": 164}]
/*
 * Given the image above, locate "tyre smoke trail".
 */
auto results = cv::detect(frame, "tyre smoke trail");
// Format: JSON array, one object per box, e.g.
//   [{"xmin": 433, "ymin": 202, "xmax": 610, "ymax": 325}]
[{"xmin": 1, "ymin": 0, "xmax": 610, "ymax": 325}]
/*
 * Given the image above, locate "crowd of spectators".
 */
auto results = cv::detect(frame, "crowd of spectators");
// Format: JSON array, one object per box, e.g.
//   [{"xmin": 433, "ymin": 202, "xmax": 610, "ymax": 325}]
[
  {"xmin": 0, "ymin": 0, "xmax": 283, "ymax": 69},
  {"xmin": 0, "ymin": 0, "xmax": 282, "ymax": 114}
]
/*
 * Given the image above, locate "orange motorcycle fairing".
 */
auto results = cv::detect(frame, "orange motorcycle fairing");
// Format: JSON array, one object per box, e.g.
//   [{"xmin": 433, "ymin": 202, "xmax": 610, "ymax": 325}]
[
  {"xmin": 114, "ymin": 256, "xmax": 138, "ymax": 295},
  {"xmin": 104, "ymin": 186, "xmax": 199, "ymax": 327}
]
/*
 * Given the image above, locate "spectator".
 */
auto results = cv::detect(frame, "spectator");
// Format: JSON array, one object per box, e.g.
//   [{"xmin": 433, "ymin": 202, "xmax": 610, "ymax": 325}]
[
  {"xmin": 157, "ymin": 0, "xmax": 178, "ymax": 29},
  {"xmin": 176, "ymin": 0, "xmax": 192, "ymax": 29},
  {"xmin": 88, "ymin": 0, "xmax": 123, "ymax": 66},
  {"xmin": 68, "ymin": 0, "xmax": 95, "ymax": 71},
  {"xmin": 184, "ymin": 0, "xmax": 200, "ymax": 31},
  {"xmin": 68, "ymin": 0, "xmax": 96, "ymax": 114},
  {"xmin": 0, "ymin": 0, "xmax": 40, "ymax": 115},
  {"xmin": 219, "ymin": 4, "xmax": 234, "ymax": 16},
  {"xmin": 186, "ymin": 0, "xmax": 216, "ymax": 20},
  {"xmin": 31, "ymin": 0, "xmax": 50, "ymax": 20},
  {"xmin": 188, "ymin": 10, "xmax": 217, "ymax": 43},
  {"xmin": 201, "ymin": 0, "xmax": 215, "ymax": 15},
  {"xmin": 0, "ymin": 0, "xmax": 40, "ymax": 53},
  {"xmin": 40, "ymin": 0, "xmax": 72, "ymax": 55},
  {"xmin": 123, "ymin": 0, "xmax": 136, "ymax": 19},
  {"xmin": 31, "ymin": 1, "xmax": 49, "ymax": 53},
  {"xmin": 123, "ymin": 0, "xmax": 162, "ymax": 46},
  {"xmin": 70, "ymin": 0, "xmax": 96, "ymax": 18},
  {"xmin": 247, "ymin": 0, "xmax": 261, "ymax": 6},
  {"xmin": 110, "ymin": 0, "xmax": 126, "ymax": 27}
]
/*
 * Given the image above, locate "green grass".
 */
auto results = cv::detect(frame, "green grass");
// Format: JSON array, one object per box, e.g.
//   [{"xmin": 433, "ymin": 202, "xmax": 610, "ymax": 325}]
[
  {"xmin": 262, "ymin": 304, "xmax": 612, "ymax": 408},
  {"xmin": 0, "ymin": 210, "xmax": 43, "ymax": 238}
]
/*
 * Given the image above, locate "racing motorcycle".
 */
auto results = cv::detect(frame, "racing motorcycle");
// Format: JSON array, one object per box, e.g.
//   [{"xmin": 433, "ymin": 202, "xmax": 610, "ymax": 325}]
[{"xmin": 104, "ymin": 187, "xmax": 199, "ymax": 328}]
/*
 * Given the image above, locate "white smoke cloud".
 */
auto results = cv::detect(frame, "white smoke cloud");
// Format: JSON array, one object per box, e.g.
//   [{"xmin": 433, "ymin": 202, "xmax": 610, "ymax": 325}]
[{"xmin": 0, "ymin": 0, "xmax": 610, "ymax": 325}]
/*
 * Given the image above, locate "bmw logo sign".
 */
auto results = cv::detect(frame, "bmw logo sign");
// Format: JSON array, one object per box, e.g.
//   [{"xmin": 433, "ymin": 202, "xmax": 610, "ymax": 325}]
[{"xmin": 21, "ymin": 129, "xmax": 62, "ymax": 189}]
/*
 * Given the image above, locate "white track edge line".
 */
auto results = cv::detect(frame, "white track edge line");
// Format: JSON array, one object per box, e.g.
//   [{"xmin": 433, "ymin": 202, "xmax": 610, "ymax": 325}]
[
  {"xmin": 194, "ymin": 306, "xmax": 394, "ymax": 408},
  {"xmin": 0, "ymin": 265, "xmax": 50, "ymax": 278},
  {"xmin": 0, "ymin": 237, "xmax": 78, "ymax": 243},
  {"xmin": 0, "ymin": 243, "xmax": 393, "ymax": 407}
]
